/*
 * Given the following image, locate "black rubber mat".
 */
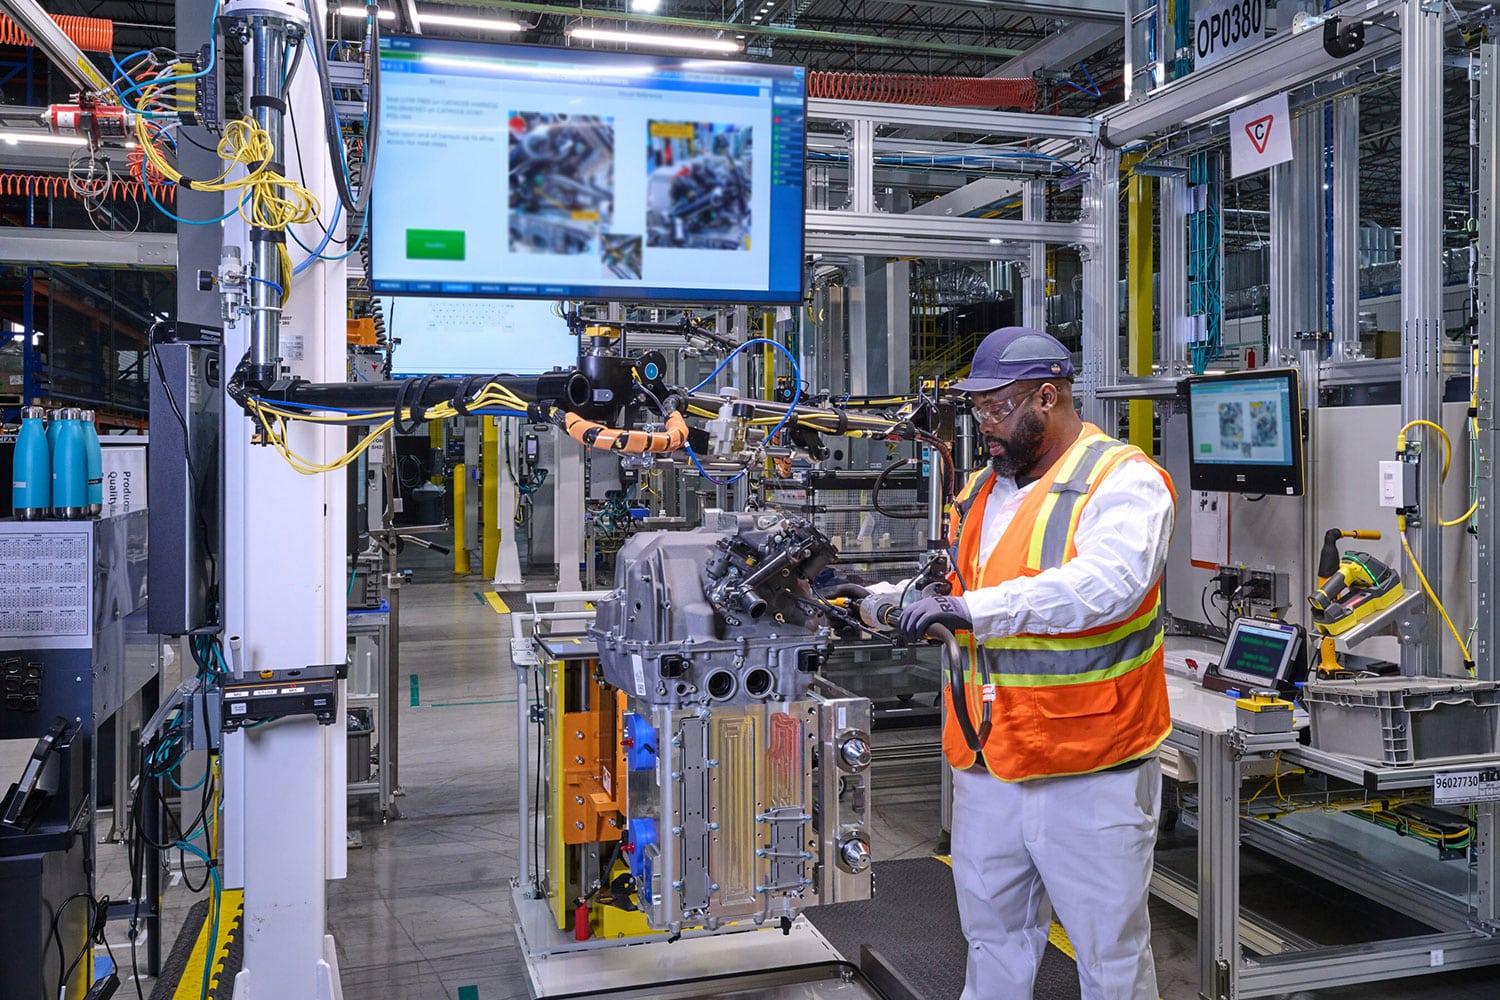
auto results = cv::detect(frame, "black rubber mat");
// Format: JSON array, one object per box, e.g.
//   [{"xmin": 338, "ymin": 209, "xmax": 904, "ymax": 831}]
[
  {"xmin": 148, "ymin": 899, "xmax": 205, "ymax": 1000},
  {"xmin": 147, "ymin": 897, "xmax": 243, "ymax": 1000},
  {"xmin": 805, "ymin": 857, "xmax": 1081, "ymax": 1000}
]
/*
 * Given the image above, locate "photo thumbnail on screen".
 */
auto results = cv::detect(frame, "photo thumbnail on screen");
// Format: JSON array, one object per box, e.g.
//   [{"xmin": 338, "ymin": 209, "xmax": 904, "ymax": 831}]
[
  {"xmin": 647, "ymin": 121, "xmax": 752, "ymax": 251},
  {"xmin": 600, "ymin": 233, "xmax": 643, "ymax": 280},
  {"xmin": 509, "ymin": 112, "xmax": 615, "ymax": 256}
]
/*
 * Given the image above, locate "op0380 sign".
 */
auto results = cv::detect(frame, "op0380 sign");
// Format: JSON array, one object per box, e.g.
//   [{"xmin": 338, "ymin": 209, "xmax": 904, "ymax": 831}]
[{"xmin": 1194, "ymin": 0, "xmax": 1266, "ymax": 70}]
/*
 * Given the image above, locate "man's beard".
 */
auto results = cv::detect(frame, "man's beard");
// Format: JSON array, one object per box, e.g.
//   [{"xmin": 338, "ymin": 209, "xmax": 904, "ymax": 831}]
[{"xmin": 988, "ymin": 409, "xmax": 1047, "ymax": 478}]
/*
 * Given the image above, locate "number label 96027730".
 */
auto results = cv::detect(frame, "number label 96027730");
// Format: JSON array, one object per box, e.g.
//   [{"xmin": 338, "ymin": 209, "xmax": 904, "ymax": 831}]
[{"xmin": 1433, "ymin": 769, "xmax": 1500, "ymax": 804}]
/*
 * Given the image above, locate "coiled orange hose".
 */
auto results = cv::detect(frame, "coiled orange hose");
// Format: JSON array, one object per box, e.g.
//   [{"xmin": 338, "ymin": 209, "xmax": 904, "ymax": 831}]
[
  {"xmin": 808, "ymin": 71, "xmax": 1038, "ymax": 110},
  {"xmin": 562, "ymin": 409, "xmax": 688, "ymax": 454},
  {"xmin": 0, "ymin": 13, "xmax": 113, "ymax": 53},
  {"xmin": 128, "ymin": 146, "xmax": 170, "ymax": 188},
  {"xmin": 0, "ymin": 172, "xmax": 175, "ymax": 203}
]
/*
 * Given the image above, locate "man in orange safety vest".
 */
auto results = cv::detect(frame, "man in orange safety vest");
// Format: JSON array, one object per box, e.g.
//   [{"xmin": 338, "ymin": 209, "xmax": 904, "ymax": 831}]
[{"xmin": 894, "ymin": 326, "xmax": 1177, "ymax": 1000}]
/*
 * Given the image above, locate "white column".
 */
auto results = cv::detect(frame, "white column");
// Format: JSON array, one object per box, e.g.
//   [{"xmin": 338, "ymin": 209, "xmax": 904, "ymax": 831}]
[{"xmin": 223, "ymin": 2, "xmax": 346, "ymax": 995}]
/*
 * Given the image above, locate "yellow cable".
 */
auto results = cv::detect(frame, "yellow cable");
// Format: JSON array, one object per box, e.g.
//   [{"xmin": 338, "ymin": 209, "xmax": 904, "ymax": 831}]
[
  {"xmin": 1399, "ymin": 531, "xmax": 1474, "ymax": 673},
  {"xmin": 1395, "ymin": 417, "xmax": 1482, "ymax": 528},
  {"xmin": 249, "ymin": 383, "xmax": 532, "ymax": 475},
  {"xmin": 1442, "ymin": 497, "xmax": 1479, "ymax": 528},
  {"xmin": 1395, "ymin": 419, "xmax": 1451, "ymax": 479}
]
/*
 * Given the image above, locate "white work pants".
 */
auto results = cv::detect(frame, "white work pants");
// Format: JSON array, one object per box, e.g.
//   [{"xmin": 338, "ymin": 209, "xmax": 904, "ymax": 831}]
[{"xmin": 951, "ymin": 759, "xmax": 1161, "ymax": 1000}]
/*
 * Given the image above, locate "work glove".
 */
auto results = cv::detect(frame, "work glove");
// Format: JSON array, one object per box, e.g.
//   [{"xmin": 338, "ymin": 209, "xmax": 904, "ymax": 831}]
[{"xmin": 897, "ymin": 594, "xmax": 971, "ymax": 643}]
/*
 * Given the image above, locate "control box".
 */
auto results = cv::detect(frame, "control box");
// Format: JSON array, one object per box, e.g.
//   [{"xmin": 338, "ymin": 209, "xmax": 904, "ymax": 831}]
[
  {"xmin": 1379, "ymin": 460, "xmax": 1417, "ymax": 509},
  {"xmin": 220, "ymin": 664, "xmax": 343, "ymax": 731}
]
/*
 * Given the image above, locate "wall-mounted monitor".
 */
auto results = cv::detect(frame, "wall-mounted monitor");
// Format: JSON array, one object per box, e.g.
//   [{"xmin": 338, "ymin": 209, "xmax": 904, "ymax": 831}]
[
  {"xmin": 380, "ymin": 297, "xmax": 577, "ymax": 378},
  {"xmin": 1185, "ymin": 368, "xmax": 1305, "ymax": 496},
  {"xmin": 372, "ymin": 36, "xmax": 807, "ymax": 304}
]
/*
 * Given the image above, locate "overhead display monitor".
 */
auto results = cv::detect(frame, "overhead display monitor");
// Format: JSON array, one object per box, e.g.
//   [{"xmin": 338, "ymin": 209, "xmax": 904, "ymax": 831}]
[
  {"xmin": 381, "ymin": 297, "xmax": 577, "ymax": 377},
  {"xmin": 1185, "ymin": 368, "xmax": 1305, "ymax": 495},
  {"xmin": 372, "ymin": 36, "xmax": 807, "ymax": 304}
]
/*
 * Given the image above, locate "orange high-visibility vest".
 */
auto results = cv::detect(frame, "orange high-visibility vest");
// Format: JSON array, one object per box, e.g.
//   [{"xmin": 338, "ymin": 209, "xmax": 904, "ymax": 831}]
[{"xmin": 943, "ymin": 424, "xmax": 1176, "ymax": 781}]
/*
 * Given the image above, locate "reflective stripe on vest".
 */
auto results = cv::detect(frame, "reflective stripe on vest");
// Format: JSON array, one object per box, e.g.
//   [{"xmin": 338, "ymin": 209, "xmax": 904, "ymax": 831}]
[
  {"xmin": 954, "ymin": 469, "xmax": 992, "ymax": 521},
  {"xmin": 951, "ymin": 468, "xmax": 993, "ymax": 579},
  {"xmin": 1027, "ymin": 437, "xmax": 1126, "ymax": 571},
  {"xmin": 965, "ymin": 593, "xmax": 1164, "ymax": 686}
]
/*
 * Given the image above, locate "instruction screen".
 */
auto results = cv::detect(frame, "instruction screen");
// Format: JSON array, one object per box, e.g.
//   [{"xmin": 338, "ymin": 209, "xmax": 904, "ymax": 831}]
[
  {"xmin": 1223, "ymin": 622, "xmax": 1293, "ymax": 680},
  {"xmin": 1189, "ymin": 376, "xmax": 1295, "ymax": 466},
  {"xmin": 372, "ymin": 37, "xmax": 806, "ymax": 303}
]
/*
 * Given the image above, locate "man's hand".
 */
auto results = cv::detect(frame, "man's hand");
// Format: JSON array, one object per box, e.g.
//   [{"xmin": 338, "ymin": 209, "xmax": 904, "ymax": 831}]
[{"xmin": 898, "ymin": 594, "xmax": 972, "ymax": 642}]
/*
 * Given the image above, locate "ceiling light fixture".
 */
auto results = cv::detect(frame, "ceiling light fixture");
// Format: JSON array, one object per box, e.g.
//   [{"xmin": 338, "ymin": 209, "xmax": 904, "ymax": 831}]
[
  {"xmin": 336, "ymin": 6, "xmax": 523, "ymax": 31},
  {"xmin": 0, "ymin": 133, "xmax": 88, "ymax": 147},
  {"xmin": 630, "ymin": 0, "xmax": 663, "ymax": 11},
  {"xmin": 338, "ymin": 5, "xmax": 397, "ymax": 20},
  {"xmin": 420, "ymin": 12, "xmax": 524, "ymax": 31},
  {"xmin": 567, "ymin": 27, "xmax": 742, "ymax": 53}
]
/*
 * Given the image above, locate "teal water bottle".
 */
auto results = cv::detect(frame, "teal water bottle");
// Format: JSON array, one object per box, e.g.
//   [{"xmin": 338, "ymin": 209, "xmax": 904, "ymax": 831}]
[
  {"xmin": 11, "ymin": 406, "xmax": 51, "ymax": 519},
  {"xmin": 80, "ymin": 409, "xmax": 103, "ymax": 516},
  {"xmin": 51, "ymin": 407, "xmax": 89, "ymax": 519}
]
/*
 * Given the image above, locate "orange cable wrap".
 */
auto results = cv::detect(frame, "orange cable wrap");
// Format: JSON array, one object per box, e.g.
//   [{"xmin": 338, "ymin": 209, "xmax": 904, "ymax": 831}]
[
  {"xmin": 808, "ymin": 71, "xmax": 1038, "ymax": 110},
  {"xmin": 0, "ymin": 13, "xmax": 113, "ymax": 53},
  {"xmin": 563, "ymin": 410, "xmax": 689, "ymax": 455}
]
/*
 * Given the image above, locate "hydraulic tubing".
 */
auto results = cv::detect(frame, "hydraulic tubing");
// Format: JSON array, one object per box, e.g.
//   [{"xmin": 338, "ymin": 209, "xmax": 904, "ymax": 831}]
[
  {"xmin": 926, "ymin": 444, "xmax": 945, "ymax": 551},
  {"xmin": 932, "ymin": 623, "xmax": 990, "ymax": 752},
  {"xmin": 245, "ymin": 11, "xmax": 289, "ymax": 387},
  {"xmin": 249, "ymin": 371, "xmax": 580, "ymax": 413},
  {"xmin": 684, "ymin": 392, "xmax": 907, "ymax": 434}
]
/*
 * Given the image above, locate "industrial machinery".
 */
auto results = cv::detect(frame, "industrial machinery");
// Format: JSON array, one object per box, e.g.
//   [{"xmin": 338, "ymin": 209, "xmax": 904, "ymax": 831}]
[
  {"xmin": 646, "ymin": 141, "xmax": 753, "ymax": 251},
  {"xmin": 582, "ymin": 511, "xmax": 873, "ymax": 935},
  {"xmin": 508, "ymin": 112, "xmax": 614, "ymax": 256}
]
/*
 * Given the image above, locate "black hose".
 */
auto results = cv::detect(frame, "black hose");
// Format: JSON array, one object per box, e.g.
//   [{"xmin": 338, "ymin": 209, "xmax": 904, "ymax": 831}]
[
  {"xmin": 873, "ymin": 458, "xmax": 926, "ymax": 520},
  {"xmin": 932, "ymin": 623, "xmax": 990, "ymax": 752},
  {"xmin": 304, "ymin": 0, "xmax": 380, "ymax": 215}
]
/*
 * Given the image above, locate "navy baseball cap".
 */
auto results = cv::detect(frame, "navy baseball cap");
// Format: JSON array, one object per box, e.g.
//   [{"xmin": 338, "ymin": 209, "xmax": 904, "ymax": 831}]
[{"xmin": 951, "ymin": 326, "xmax": 1075, "ymax": 393}]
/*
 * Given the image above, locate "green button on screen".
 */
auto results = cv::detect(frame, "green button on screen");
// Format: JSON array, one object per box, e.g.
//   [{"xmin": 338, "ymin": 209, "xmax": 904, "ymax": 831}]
[{"xmin": 406, "ymin": 229, "xmax": 466, "ymax": 260}]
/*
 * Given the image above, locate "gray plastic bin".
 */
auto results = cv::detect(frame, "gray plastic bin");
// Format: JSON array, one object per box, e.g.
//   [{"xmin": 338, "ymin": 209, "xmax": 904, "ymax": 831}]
[
  {"xmin": 1303, "ymin": 676, "xmax": 1500, "ymax": 766},
  {"xmin": 347, "ymin": 708, "xmax": 374, "ymax": 783}
]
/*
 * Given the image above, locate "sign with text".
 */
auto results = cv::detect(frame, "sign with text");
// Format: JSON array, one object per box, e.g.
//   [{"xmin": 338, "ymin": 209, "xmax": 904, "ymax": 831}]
[
  {"xmin": 1229, "ymin": 92, "xmax": 1292, "ymax": 178},
  {"xmin": 1433, "ymin": 768, "xmax": 1500, "ymax": 806},
  {"xmin": 1194, "ymin": 0, "xmax": 1267, "ymax": 69}
]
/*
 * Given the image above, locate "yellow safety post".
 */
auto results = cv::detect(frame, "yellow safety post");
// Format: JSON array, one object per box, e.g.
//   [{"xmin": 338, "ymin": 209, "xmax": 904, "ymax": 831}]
[
  {"xmin": 428, "ymin": 418, "xmax": 445, "ymax": 484},
  {"xmin": 482, "ymin": 417, "xmax": 499, "ymax": 579},
  {"xmin": 452, "ymin": 462, "xmax": 471, "ymax": 574},
  {"xmin": 1124, "ymin": 151, "xmax": 1154, "ymax": 453}
]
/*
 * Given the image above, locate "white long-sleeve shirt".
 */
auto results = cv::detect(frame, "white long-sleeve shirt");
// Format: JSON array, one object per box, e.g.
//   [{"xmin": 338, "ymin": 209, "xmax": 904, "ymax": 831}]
[{"xmin": 962, "ymin": 451, "xmax": 1175, "ymax": 641}]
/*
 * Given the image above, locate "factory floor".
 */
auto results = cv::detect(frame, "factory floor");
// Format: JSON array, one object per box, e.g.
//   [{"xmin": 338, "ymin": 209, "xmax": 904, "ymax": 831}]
[{"xmin": 94, "ymin": 548, "xmax": 1500, "ymax": 999}]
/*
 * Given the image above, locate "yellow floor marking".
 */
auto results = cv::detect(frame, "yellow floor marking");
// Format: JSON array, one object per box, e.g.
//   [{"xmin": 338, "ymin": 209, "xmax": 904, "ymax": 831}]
[
  {"xmin": 173, "ymin": 889, "xmax": 243, "ymax": 1000},
  {"xmin": 1047, "ymin": 920, "xmax": 1076, "ymax": 960},
  {"xmin": 483, "ymin": 592, "xmax": 511, "ymax": 614}
]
